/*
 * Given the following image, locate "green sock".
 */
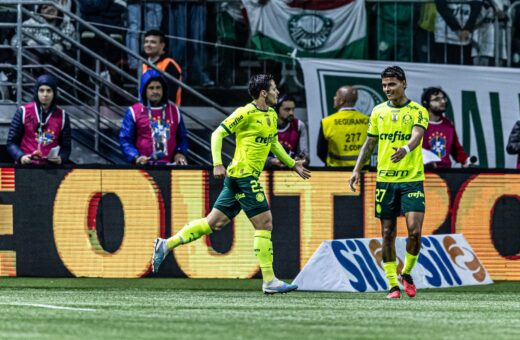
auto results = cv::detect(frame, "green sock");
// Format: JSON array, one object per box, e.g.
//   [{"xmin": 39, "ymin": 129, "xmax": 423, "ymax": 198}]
[
  {"xmin": 402, "ymin": 251, "xmax": 419, "ymax": 275},
  {"xmin": 166, "ymin": 218, "xmax": 212, "ymax": 250},
  {"xmin": 383, "ymin": 261, "xmax": 399, "ymax": 288},
  {"xmin": 254, "ymin": 230, "xmax": 275, "ymax": 283}
]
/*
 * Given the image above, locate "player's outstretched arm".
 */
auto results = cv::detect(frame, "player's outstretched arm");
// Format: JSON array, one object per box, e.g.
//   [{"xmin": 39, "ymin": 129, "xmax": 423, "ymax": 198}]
[
  {"xmin": 292, "ymin": 160, "xmax": 311, "ymax": 180},
  {"xmin": 349, "ymin": 136, "xmax": 377, "ymax": 192}
]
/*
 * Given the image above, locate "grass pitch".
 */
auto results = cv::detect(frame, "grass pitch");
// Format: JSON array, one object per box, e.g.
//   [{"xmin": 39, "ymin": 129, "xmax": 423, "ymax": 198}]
[{"xmin": 0, "ymin": 279, "xmax": 519, "ymax": 339}]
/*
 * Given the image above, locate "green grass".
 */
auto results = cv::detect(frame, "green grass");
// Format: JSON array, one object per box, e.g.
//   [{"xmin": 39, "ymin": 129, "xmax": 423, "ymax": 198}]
[{"xmin": 0, "ymin": 279, "xmax": 519, "ymax": 339}]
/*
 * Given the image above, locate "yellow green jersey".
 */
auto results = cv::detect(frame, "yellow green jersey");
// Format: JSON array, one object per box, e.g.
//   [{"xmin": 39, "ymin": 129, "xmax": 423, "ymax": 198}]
[
  {"xmin": 368, "ymin": 100, "xmax": 429, "ymax": 183},
  {"xmin": 219, "ymin": 102, "xmax": 294, "ymax": 178}
]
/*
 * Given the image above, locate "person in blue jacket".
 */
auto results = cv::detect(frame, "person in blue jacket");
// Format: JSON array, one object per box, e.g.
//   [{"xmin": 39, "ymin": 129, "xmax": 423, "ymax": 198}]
[{"xmin": 119, "ymin": 69, "xmax": 188, "ymax": 165}]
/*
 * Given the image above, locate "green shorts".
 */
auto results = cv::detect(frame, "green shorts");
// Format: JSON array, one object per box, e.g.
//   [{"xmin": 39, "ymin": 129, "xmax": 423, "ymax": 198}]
[
  {"xmin": 213, "ymin": 176, "xmax": 269, "ymax": 219},
  {"xmin": 375, "ymin": 181, "xmax": 425, "ymax": 219}
]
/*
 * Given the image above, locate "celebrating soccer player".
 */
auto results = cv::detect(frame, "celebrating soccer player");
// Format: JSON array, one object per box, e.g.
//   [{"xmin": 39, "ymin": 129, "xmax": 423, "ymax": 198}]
[
  {"xmin": 348, "ymin": 66, "xmax": 428, "ymax": 299},
  {"xmin": 152, "ymin": 74, "xmax": 311, "ymax": 294}
]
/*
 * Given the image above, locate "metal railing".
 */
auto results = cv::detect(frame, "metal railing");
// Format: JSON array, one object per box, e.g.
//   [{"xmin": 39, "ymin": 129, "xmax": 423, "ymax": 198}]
[{"xmin": 1, "ymin": 0, "xmax": 235, "ymax": 165}]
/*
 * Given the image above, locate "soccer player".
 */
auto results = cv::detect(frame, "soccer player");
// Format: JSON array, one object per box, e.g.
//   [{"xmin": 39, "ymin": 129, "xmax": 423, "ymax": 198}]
[
  {"xmin": 152, "ymin": 74, "xmax": 311, "ymax": 294},
  {"xmin": 348, "ymin": 66, "xmax": 428, "ymax": 299}
]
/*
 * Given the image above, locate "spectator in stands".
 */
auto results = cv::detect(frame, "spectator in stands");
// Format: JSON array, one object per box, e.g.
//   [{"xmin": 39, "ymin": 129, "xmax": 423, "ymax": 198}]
[
  {"xmin": 421, "ymin": 86, "xmax": 470, "ymax": 168},
  {"xmin": 433, "ymin": 0, "xmax": 484, "ymax": 64},
  {"xmin": 471, "ymin": 0, "xmax": 508, "ymax": 66},
  {"xmin": 6, "ymin": 74, "xmax": 71, "ymax": 164},
  {"xmin": 142, "ymin": 29, "xmax": 183, "ymax": 106},
  {"xmin": 119, "ymin": 69, "xmax": 188, "ymax": 165},
  {"xmin": 317, "ymin": 86, "xmax": 369, "ymax": 167},
  {"xmin": 126, "ymin": 1, "xmax": 163, "ymax": 72},
  {"xmin": 169, "ymin": 0, "xmax": 214, "ymax": 87},
  {"xmin": 506, "ymin": 120, "xmax": 520, "ymax": 168},
  {"xmin": 216, "ymin": 1, "xmax": 249, "ymax": 88},
  {"xmin": 266, "ymin": 95, "xmax": 309, "ymax": 168},
  {"xmin": 0, "ymin": 4, "xmax": 16, "ymax": 101},
  {"xmin": 372, "ymin": 2, "xmax": 416, "ymax": 61},
  {"xmin": 78, "ymin": 0, "xmax": 126, "ymax": 89},
  {"xmin": 11, "ymin": 3, "xmax": 77, "ymax": 69}
]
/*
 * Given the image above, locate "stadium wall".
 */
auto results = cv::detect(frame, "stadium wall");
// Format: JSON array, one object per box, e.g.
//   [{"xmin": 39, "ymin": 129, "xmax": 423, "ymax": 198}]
[{"xmin": 0, "ymin": 167, "xmax": 518, "ymax": 280}]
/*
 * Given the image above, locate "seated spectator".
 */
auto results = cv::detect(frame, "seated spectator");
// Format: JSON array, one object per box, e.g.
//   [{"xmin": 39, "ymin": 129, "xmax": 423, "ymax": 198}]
[
  {"xmin": 421, "ymin": 87, "xmax": 470, "ymax": 168},
  {"xmin": 142, "ymin": 29, "xmax": 182, "ymax": 106},
  {"xmin": 126, "ymin": 1, "xmax": 163, "ymax": 72},
  {"xmin": 506, "ymin": 120, "xmax": 520, "ymax": 169},
  {"xmin": 119, "ymin": 69, "xmax": 188, "ymax": 165},
  {"xmin": 11, "ymin": 3, "xmax": 77, "ymax": 72},
  {"xmin": 266, "ymin": 95, "xmax": 308, "ymax": 169},
  {"xmin": 317, "ymin": 86, "xmax": 369, "ymax": 167},
  {"xmin": 6, "ymin": 74, "xmax": 71, "ymax": 164},
  {"xmin": 433, "ymin": 0, "xmax": 483, "ymax": 64}
]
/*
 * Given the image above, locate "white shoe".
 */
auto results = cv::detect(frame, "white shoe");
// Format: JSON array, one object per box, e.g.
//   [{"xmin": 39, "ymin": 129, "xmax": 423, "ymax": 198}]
[
  {"xmin": 152, "ymin": 238, "xmax": 169, "ymax": 273},
  {"xmin": 262, "ymin": 278, "xmax": 298, "ymax": 295}
]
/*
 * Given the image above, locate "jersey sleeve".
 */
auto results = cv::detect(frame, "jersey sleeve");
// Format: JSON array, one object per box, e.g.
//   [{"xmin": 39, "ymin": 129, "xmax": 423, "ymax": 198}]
[
  {"xmin": 367, "ymin": 110, "xmax": 379, "ymax": 137},
  {"xmin": 414, "ymin": 107, "xmax": 429, "ymax": 131},
  {"xmin": 220, "ymin": 108, "xmax": 247, "ymax": 135}
]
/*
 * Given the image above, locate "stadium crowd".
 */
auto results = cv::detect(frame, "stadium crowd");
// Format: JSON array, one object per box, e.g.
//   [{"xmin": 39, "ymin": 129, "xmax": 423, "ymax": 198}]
[{"xmin": 1, "ymin": 0, "xmax": 519, "ymax": 167}]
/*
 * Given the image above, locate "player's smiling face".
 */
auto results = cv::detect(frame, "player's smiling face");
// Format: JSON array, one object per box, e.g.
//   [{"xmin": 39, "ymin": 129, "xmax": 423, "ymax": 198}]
[
  {"xmin": 382, "ymin": 77, "xmax": 406, "ymax": 103},
  {"xmin": 265, "ymin": 80, "xmax": 279, "ymax": 106}
]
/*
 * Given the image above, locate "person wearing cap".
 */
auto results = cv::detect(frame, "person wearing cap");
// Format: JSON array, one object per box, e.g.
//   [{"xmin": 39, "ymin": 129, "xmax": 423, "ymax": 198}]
[
  {"xmin": 6, "ymin": 74, "xmax": 71, "ymax": 164},
  {"xmin": 119, "ymin": 69, "xmax": 188, "ymax": 165}
]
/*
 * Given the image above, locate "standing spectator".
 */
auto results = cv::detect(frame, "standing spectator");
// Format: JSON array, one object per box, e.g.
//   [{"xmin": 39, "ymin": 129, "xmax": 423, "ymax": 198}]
[
  {"xmin": 266, "ymin": 95, "xmax": 309, "ymax": 168},
  {"xmin": 169, "ymin": 0, "xmax": 214, "ymax": 87},
  {"xmin": 142, "ymin": 29, "xmax": 183, "ymax": 106},
  {"xmin": 6, "ymin": 74, "xmax": 71, "ymax": 164},
  {"xmin": 372, "ymin": 3, "xmax": 416, "ymax": 61},
  {"xmin": 216, "ymin": 1, "xmax": 249, "ymax": 88},
  {"xmin": 421, "ymin": 86, "xmax": 470, "ymax": 168},
  {"xmin": 506, "ymin": 120, "xmax": 520, "ymax": 169},
  {"xmin": 119, "ymin": 69, "xmax": 188, "ymax": 165},
  {"xmin": 433, "ymin": 0, "xmax": 484, "ymax": 64},
  {"xmin": 126, "ymin": 1, "xmax": 163, "ymax": 72},
  {"xmin": 471, "ymin": 0, "xmax": 509, "ymax": 66},
  {"xmin": 317, "ymin": 86, "xmax": 369, "ymax": 167}
]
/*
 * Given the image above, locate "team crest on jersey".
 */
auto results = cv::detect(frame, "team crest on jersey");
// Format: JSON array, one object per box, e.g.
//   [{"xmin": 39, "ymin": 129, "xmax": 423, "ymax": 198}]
[
  {"xmin": 36, "ymin": 130, "xmax": 56, "ymax": 145},
  {"xmin": 402, "ymin": 113, "xmax": 412, "ymax": 124},
  {"xmin": 288, "ymin": 13, "xmax": 333, "ymax": 50},
  {"xmin": 256, "ymin": 193, "xmax": 265, "ymax": 202},
  {"xmin": 429, "ymin": 131, "xmax": 447, "ymax": 158}
]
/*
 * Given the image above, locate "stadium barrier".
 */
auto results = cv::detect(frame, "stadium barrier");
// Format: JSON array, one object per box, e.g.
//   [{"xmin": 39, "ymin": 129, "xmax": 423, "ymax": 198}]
[
  {"xmin": 292, "ymin": 234, "xmax": 493, "ymax": 292},
  {"xmin": 0, "ymin": 166, "xmax": 518, "ymax": 280}
]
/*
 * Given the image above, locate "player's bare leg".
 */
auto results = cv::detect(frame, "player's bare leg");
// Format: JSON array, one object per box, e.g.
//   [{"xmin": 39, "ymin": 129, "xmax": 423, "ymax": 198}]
[{"xmin": 399, "ymin": 212, "xmax": 424, "ymax": 297}]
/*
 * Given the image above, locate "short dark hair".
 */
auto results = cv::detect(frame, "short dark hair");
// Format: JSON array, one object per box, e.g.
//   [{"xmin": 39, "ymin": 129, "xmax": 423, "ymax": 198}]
[
  {"xmin": 248, "ymin": 74, "xmax": 274, "ymax": 99},
  {"xmin": 381, "ymin": 66, "xmax": 406, "ymax": 81},
  {"xmin": 274, "ymin": 94, "xmax": 296, "ymax": 113},
  {"xmin": 144, "ymin": 29, "xmax": 165, "ymax": 44},
  {"xmin": 421, "ymin": 86, "xmax": 447, "ymax": 110}
]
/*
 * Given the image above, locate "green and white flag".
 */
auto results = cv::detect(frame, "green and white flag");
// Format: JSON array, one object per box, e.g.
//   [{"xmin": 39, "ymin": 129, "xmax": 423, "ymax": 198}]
[{"xmin": 242, "ymin": 0, "xmax": 367, "ymax": 60}]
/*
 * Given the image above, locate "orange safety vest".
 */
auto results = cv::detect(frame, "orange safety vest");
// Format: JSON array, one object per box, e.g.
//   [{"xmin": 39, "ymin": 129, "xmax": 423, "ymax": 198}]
[{"xmin": 143, "ymin": 58, "xmax": 183, "ymax": 106}]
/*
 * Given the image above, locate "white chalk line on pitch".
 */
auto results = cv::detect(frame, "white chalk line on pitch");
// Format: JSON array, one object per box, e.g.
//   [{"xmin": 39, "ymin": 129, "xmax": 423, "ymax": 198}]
[{"xmin": 0, "ymin": 302, "xmax": 97, "ymax": 312}]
